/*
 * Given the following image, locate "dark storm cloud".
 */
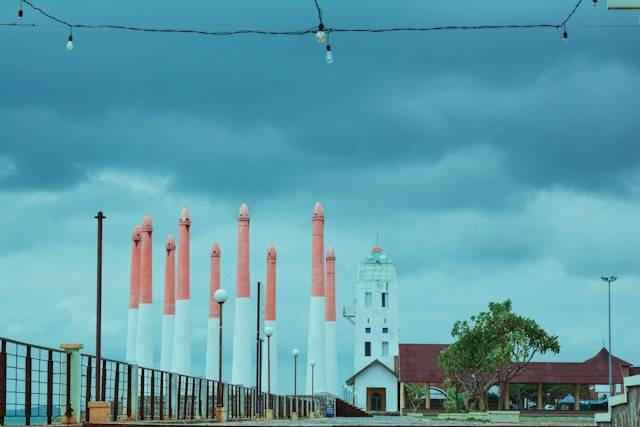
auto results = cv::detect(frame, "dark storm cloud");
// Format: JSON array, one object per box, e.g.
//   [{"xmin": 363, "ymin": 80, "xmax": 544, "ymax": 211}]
[{"xmin": 1, "ymin": 0, "xmax": 639, "ymax": 387}]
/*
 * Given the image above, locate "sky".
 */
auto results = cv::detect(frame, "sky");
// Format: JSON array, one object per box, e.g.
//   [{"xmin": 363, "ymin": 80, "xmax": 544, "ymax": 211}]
[{"xmin": 1, "ymin": 0, "xmax": 639, "ymax": 394}]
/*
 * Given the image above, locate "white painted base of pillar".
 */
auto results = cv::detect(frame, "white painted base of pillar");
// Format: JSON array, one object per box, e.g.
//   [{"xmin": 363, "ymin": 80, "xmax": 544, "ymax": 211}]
[
  {"xmin": 306, "ymin": 296, "xmax": 326, "ymax": 394},
  {"xmin": 136, "ymin": 303, "xmax": 154, "ymax": 368},
  {"xmin": 325, "ymin": 320, "xmax": 337, "ymax": 395},
  {"xmin": 232, "ymin": 297, "xmax": 253, "ymax": 387},
  {"xmin": 160, "ymin": 314, "xmax": 174, "ymax": 372},
  {"xmin": 172, "ymin": 299, "xmax": 191, "ymax": 375},
  {"xmin": 126, "ymin": 308, "xmax": 138, "ymax": 363}
]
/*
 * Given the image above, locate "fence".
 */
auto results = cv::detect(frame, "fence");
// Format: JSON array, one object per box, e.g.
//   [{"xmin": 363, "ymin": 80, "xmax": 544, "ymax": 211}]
[{"xmin": 0, "ymin": 337, "xmax": 322, "ymax": 425}]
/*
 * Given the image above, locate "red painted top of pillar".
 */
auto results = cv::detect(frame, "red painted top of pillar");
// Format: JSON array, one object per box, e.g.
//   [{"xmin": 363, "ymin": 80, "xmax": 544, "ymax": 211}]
[
  {"xmin": 210, "ymin": 242, "xmax": 221, "ymax": 318},
  {"xmin": 164, "ymin": 235, "xmax": 176, "ymax": 315},
  {"xmin": 129, "ymin": 226, "xmax": 142, "ymax": 309},
  {"xmin": 325, "ymin": 246, "xmax": 336, "ymax": 321},
  {"xmin": 140, "ymin": 216, "xmax": 153, "ymax": 304},
  {"xmin": 265, "ymin": 245, "xmax": 276, "ymax": 321},
  {"xmin": 236, "ymin": 203, "xmax": 250, "ymax": 298},
  {"xmin": 177, "ymin": 208, "xmax": 191, "ymax": 300},
  {"xmin": 311, "ymin": 202, "xmax": 325, "ymax": 297}
]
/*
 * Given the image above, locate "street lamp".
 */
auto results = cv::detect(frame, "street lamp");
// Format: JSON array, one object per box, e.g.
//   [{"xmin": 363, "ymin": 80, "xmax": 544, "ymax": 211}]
[
  {"xmin": 265, "ymin": 326, "xmax": 274, "ymax": 416},
  {"xmin": 292, "ymin": 348, "xmax": 299, "ymax": 419},
  {"xmin": 214, "ymin": 288, "xmax": 228, "ymax": 420},
  {"xmin": 601, "ymin": 275, "xmax": 617, "ymax": 397}
]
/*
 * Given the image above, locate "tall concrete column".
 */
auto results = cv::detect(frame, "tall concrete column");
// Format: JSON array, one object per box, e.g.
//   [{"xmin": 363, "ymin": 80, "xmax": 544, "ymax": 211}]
[
  {"xmin": 325, "ymin": 246, "xmax": 337, "ymax": 396},
  {"xmin": 136, "ymin": 216, "xmax": 154, "ymax": 368},
  {"xmin": 126, "ymin": 227, "xmax": 142, "ymax": 363},
  {"xmin": 60, "ymin": 343, "xmax": 83, "ymax": 424},
  {"xmin": 537, "ymin": 383, "xmax": 543, "ymax": 410},
  {"xmin": 160, "ymin": 235, "xmax": 176, "ymax": 372},
  {"xmin": 206, "ymin": 243, "xmax": 221, "ymax": 380},
  {"xmin": 172, "ymin": 208, "xmax": 191, "ymax": 375},
  {"xmin": 306, "ymin": 202, "xmax": 326, "ymax": 394},
  {"xmin": 232, "ymin": 203, "xmax": 253, "ymax": 387}
]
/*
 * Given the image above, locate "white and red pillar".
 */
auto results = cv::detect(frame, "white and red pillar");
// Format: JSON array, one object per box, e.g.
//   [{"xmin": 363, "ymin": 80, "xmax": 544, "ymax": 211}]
[
  {"xmin": 126, "ymin": 226, "xmax": 142, "ymax": 363},
  {"xmin": 306, "ymin": 202, "xmax": 326, "ymax": 394},
  {"xmin": 172, "ymin": 208, "xmax": 191, "ymax": 375},
  {"xmin": 325, "ymin": 246, "xmax": 338, "ymax": 395},
  {"xmin": 262, "ymin": 245, "xmax": 278, "ymax": 394},
  {"xmin": 136, "ymin": 215, "xmax": 154, "ymax": 368},
  {"xmin": 160, "ymin": 235, "xmax": 176, "ymax": 372},
  {"xmin": 232, "ymin": 203, "xmax": 253, "ymax": 387}
]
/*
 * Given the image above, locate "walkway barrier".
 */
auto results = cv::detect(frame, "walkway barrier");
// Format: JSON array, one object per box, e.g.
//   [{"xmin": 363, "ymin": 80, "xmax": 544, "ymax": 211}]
[{"xmin": 0, "ymin": 337, "xmax": 322, "ymax": 425}]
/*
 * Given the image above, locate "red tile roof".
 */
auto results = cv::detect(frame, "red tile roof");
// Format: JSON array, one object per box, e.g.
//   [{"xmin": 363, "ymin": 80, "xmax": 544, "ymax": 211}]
[{"xmin": 398, "ymin": 344, "xmax": 633, "ymax": 385}]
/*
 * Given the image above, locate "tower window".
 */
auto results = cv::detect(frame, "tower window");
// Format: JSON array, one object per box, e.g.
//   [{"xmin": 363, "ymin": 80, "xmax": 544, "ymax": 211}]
[
  {"xmin": 365, "ymin": 327, "xmax": 371, "ymax": 334},
  {"xmin": 381, "ymin": 341, "xmax": 389, "ymax": 357},
  {"xmin": 364, "ymin": 341, "xmax": 371, "ymax": 357},
  {"xmin": 365, "ymin": 292, "xmax": 372, "ymax": 308},
  {"xmin": 382, "ymin": 327, "xmax": 388, "ymax": 333},
  {"xmin": 381, "ymin": 292, "xmax": 388, "ymax": 307}
]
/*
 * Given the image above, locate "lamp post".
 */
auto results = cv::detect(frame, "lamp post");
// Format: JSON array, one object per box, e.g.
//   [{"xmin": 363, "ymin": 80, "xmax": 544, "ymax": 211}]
[
  {"xmin": 94, "ymin": 210, "xmax": 105, "ymax": 402},
  {"xmin": 292, "ymin": 348, "xmax": 299, "ymax": 419},
  {"xmin": 214, "ymin": 289, "xmax": 228, "ymax": 422},
  {"xmin": 265, "ymin": 327, "xmax": 274, "ymax": 419},
  {"xmin": 309, "ymin": 360, "xmax": 316, "ymax": 418},
  {"xmin": 601, "ymin": 275, "xmax": 617, "ymax": 397}
]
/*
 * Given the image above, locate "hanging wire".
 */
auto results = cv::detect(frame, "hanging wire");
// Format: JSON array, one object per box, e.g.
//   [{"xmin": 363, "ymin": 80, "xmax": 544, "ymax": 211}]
[{"xmin": 0, "ymin": 0, "xmax": 621, "ymax": 39}]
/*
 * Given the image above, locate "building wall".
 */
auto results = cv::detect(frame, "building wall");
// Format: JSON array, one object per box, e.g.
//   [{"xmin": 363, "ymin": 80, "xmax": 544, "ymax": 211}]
[
  {"xmin": 353, "ymin": 363, "xmax": 398, "ymax": 412},
  {"xmin": 353, "ymin": 249, "xmax": 399, "ymax": 373}
]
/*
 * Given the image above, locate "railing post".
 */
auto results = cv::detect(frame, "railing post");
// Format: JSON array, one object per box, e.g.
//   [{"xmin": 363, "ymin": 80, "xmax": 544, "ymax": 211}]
[
  {"xmin": 113, "ymin": 362, "xmax": 120, "ymax": 421},
  {"xmin": 24, "ymin": 346, "xmax": 31, "ymax": 426},
  {"xmin": 159, "ymin": 371, "xmax": 164, "ymax": 420},
  {"xmin": 60, "ymin": 343, "xmax": 83, "ymax": 424},
  {"xmin": 0, "ymin": 340, "xmax": 6, "ymax": 426},
  {"xmin": 46, "ymin": 350, "xmax": 53, "ymax": 424}
]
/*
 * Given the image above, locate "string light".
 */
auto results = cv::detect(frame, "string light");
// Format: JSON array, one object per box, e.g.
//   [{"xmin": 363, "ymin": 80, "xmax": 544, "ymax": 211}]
[
  {"xmin": 66, "ymin": 30, "xmax": 73, "ymax": 50},
  {"xmin": 592, "ymin": 0, "xmax": 597, "ymax": 6},
  {"xmin": 0, "ymin": 0, "xmax": 613, "ymax": 51},
  {"xmin": 315, "ymin": 24, "xmax": 326, "ymax": 43},
  {"xmin": 325, "ymin": 44, "xmax": 333, "ymax": 64},
  {"xmin": 18, "ymin": 0, "xmax": 23, "ymax": 18},
  {"xmin": 563, "ymin": 25, "xmax": 569, "ymax": 40}
]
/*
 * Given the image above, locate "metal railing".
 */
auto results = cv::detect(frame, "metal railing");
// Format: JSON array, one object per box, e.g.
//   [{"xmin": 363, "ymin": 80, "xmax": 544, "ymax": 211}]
[{"xmin": 0, "ymin": 337, "xmax": 322, "ymax": 425}]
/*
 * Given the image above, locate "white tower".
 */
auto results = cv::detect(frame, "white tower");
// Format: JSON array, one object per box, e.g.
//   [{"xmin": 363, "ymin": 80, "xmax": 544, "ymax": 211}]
[{"xmin": 347, "ymin": 246, "xmax": 399, "ymax": 373}]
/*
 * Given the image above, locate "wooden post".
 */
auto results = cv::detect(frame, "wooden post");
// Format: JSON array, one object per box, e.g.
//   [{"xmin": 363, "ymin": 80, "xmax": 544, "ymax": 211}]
[
  {"xmin": 574, "ymin": 384, "xmax": 580, "ymax": 411},
  {"xmin": 424, "ymin": 382, "xmax": 431, "ymax": 410},
  {"xmin": 537, "ymin": 383, "xmax": 543, "ymax": 410}
]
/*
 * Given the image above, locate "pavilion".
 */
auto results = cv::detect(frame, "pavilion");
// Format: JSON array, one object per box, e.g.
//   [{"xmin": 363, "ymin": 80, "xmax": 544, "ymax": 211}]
[{"xmin": 396, "ymin": 344, "xmax": 636, "ymax": 412}]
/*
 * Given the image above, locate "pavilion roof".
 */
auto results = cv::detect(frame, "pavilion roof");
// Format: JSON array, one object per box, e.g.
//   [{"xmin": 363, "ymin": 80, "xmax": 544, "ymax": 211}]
[{"xmin": 397, "ymin": 344, "xmax": 633, "ymax": 385}]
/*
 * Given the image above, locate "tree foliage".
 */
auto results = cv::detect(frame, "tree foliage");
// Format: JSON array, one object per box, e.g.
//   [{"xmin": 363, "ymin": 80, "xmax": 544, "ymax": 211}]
[{"xmin": 437, "ymin": 300, "xmax": 560, "ymax": 411}]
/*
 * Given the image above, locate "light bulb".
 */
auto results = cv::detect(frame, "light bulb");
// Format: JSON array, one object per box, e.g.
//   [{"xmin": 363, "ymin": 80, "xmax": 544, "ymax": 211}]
[
  {"xmin": 563, "ymin": 29, "xmax": 568, "ymax": 41},
  {"xmin": 66, "ymin": 34, "xmax": 74, "ymax": 50},
  {"xmin": 315, "ymin": 24, "xmax": 326, "ymax": 43},
  {"xmin": 592, "ymin": 0, "xmax": 597, "ymax": 6},
  {"xmin": 325, "ymin": 45, "xmax": 333, "ymax": 64},
  {"xmin": 18, "ymin": 9, "xmax": 23, "ymax": 18}
]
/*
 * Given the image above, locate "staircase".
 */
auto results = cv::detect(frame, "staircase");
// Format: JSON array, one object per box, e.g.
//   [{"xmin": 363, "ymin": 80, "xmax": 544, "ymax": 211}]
[{"xmin": 335, "ymin": 398, "xmax": 372, "ymax": 417}]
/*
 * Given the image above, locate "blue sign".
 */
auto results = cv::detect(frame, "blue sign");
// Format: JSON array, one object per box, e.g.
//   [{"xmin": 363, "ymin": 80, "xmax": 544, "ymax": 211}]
[{"xmin": 326, "ymin": 402, "xmax": 335, "ymax": 417}]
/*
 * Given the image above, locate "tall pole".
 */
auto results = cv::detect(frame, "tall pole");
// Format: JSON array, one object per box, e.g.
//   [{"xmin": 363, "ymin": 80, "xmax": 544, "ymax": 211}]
[
  {"xmin": 256, "ymin": 281, "xmax": 261, "ymax": 391},
  {"xmin": 267, "ymin": 336, "xmax": 271, "ymax": 400},
  {"xmin": 94, "ymin": 210, "xmax": 105, "ymax": 402},
  {"xmin": 218, "ymin": 301, "xmax": 223, "ymax": 408},
  {"xmin": 601, "ymin": 276, "xmax": 617, "ymax": 397}
]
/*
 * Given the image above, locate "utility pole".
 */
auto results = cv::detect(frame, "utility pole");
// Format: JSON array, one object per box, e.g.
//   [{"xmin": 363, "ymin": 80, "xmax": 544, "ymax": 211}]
[
  {"xmin": 94, "ymin": 210, "xmax": 106, "ymax": 402},
  {"xmin": 601, "ymin": 275, "xmax": 617, "ymax": 398}
]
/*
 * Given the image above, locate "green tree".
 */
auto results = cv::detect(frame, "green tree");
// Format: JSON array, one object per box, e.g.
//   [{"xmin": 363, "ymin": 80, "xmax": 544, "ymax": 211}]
[
  {"xmin": 404, "ymin": 383, "xmax": 425, "ymax": 412},
  {"xmin": 437, "ymin": 300, "xmax": 560, "ymax": 411}
]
